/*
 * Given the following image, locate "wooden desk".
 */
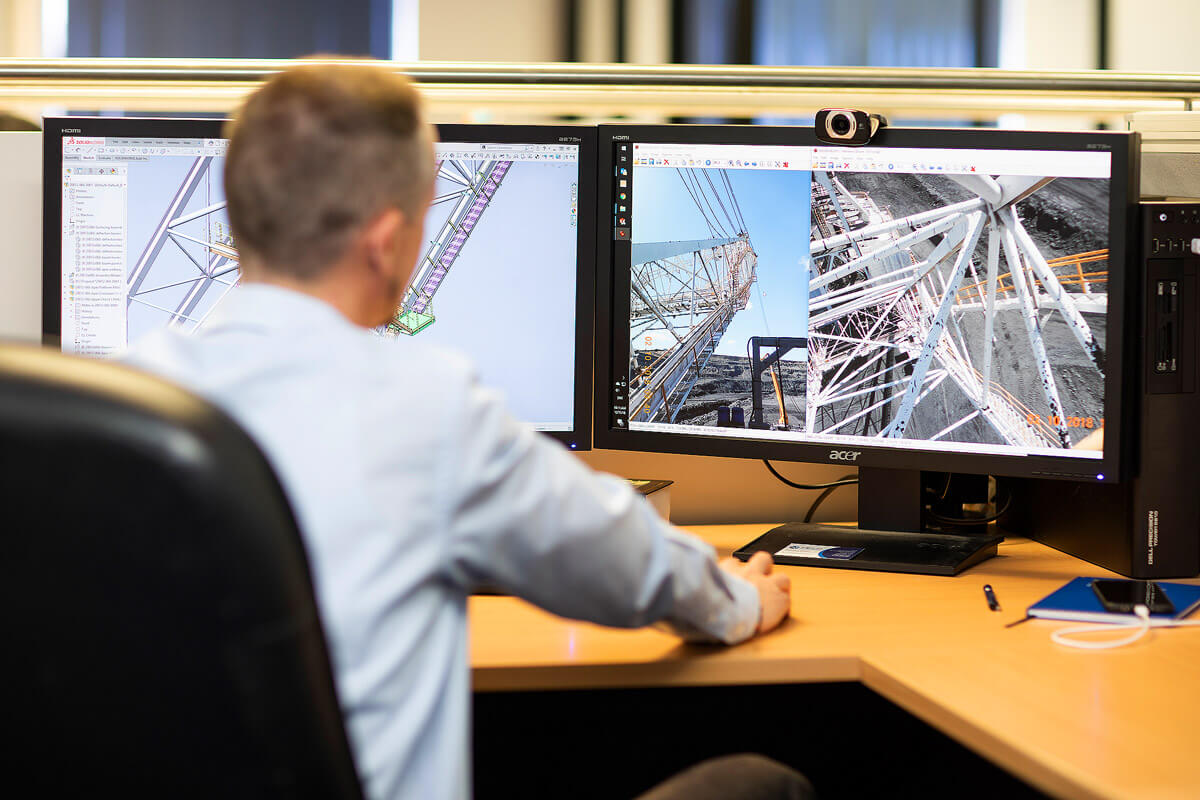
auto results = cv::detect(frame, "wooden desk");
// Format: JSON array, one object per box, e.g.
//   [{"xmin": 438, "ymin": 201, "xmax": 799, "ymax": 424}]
[{"xmin": 469, "ymin": 524, "xmax": 1200, "ymax": 800}]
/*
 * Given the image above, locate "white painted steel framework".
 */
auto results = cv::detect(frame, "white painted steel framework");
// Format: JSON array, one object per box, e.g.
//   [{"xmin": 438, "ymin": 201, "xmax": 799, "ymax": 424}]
[
  {"xmin": 129, "ymin": 155, "xmax": 513, "ymax": 339},
  {"xmin": 382, "ymin": 157, "xmax": 511, "ymax": 336},
  {"xmin": 126, "ymin": 156, "xmax": 239, "ymax": 331},
  {"xmin": 807, "ymin": 171, "xmax": 1106, "ymax": 449},
  {"xmin": 628, "ymin": 167, "xmax": 758, "ymax": 423},
  {"xmin": 629, "ymin": 236, "xmax": 757, "ymax": 422}
]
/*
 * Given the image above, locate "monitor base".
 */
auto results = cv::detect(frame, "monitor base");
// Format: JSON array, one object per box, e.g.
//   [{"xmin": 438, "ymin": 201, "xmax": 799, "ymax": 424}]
[{"xmin": 734, "ymin": 523, "xmax": 1003, "ymax": 576}]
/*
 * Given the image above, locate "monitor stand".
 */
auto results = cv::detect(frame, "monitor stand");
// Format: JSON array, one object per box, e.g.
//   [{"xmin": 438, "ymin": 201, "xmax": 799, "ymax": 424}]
[{"xmin": 733, "ymin": 467, "xmax": 1003, "ymax": 576}]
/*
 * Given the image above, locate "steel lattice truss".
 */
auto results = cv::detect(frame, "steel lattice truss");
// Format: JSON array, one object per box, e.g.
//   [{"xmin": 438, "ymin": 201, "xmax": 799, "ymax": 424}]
[
  {"xmin": 382, "ymin": 157, "xmax": 511, "ymax": 336},
  {"xmin": 127, "ymin": 156, "xmax": 239, "ymax": 331},
  {"xmin": 629, "ymin": 167, "xmax": 758, "ymax": 423},
  {"xmin": 629, "ymin": 236, "xmax": 757, "ymax": 422},
  {"xmin": 806, "ymin": 171, "xmax": 1106, "ymax": 449}
]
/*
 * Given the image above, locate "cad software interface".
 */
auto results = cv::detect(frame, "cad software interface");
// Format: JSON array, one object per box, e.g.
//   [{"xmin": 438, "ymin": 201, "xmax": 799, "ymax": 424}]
[
  {"xmin": 610, "ymin": 140, "xmax": 1112, "ymax": 463},
  {"xmin": 60, "ymin": 136, "xmax": 581, "ymax": 431}
]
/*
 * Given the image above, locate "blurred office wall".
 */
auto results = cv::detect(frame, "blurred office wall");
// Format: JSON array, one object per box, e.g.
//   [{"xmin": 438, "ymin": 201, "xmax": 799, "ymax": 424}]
[
  {"xmin": 65, "ymin": 0, "xmax": 390, "ymax": 59},
  {"xmin": 698, "ymin": 0, "xmax": 996, "ymax": 68},
  {"xmin": 0, "ymin": 0, "xmax": 1190, "ymax": 74},
  {"xmin": 0, "ymin": 133, "xmax": 42, "ymax": 344},
  {"xmin": 1107, "ymin": 0, "xmax": 1200, "ymax": 72},
  {"xmin": 418, "ymin": 0, "xmax": 566, "ymax": 62},
  {"xmin": 0, "ymin": 0, "xmax": 45, "ymax": 56}
]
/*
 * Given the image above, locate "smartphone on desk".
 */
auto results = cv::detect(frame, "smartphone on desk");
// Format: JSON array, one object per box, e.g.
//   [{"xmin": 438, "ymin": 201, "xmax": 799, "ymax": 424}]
[{"xmin": 1091, "ymin": 579, "xmax": 1176, "ymax": 614}]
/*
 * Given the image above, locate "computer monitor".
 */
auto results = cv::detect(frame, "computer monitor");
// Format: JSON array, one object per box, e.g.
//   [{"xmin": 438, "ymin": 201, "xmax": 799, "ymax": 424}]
[
  {"xmin": 43, "ymin": 118, "xmax": 595, "ymax": 449},
  {"xmin": 596, "ymin": 124, "xmax": 1137, "ymax": 573}
]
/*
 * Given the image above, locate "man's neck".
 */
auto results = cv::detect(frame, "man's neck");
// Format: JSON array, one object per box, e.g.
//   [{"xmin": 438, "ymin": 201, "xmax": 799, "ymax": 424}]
[{"xmin": 242, "ymin": 263, "xmax": 383, "ymax": 328}]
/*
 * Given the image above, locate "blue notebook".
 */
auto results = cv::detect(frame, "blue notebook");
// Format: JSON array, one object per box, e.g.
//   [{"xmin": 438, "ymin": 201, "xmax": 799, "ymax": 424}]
[{"xmin": 1029, "ymin": 577, "xmax": 1200, "ymax": 625}]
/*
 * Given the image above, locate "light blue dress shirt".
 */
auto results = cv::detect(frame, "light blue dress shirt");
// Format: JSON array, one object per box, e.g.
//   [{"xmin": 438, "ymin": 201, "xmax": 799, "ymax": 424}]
[{"xmin": 125, "ymin": 284, "xmax": 760, "ymax": 800}]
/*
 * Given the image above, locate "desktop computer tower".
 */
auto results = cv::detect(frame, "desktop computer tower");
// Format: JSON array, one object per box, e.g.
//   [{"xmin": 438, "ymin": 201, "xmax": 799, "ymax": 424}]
[{"xmin": 1009, "ymin": 202, "xmax": 1200, "ymax": 578}]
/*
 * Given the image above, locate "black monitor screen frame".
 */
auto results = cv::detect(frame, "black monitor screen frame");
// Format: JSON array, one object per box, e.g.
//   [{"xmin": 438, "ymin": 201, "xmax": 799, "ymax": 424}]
[
  {"xmin": 594, "ymin": 124, "xmax": 1137, "ymax": 483},
  {"xmin": 43, "ymin": 117, "xmax": 596, "ymax": 450}
]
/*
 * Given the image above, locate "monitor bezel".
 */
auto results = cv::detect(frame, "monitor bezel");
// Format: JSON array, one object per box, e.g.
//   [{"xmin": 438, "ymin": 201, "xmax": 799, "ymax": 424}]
[
  {"xmin": 593, "ymin": 123, "xmax": 1137, "ymax": 483},
  {"xmin": 435, "ymin": 124, "xmax": 597, "ymax": 450},
  {"xmin": 43, "ymin": 117, "xmax": 596, "ymax": 450}
]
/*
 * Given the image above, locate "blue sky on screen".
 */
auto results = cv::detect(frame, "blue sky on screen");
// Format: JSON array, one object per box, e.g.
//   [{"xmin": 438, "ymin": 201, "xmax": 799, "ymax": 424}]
[{"xmin": 632, "ymin": 165, "xmax": 811, "ymax": 359}]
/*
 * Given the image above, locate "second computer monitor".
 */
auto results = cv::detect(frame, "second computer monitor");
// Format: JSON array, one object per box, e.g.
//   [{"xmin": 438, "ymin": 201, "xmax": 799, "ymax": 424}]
[
  {"xmin": 596, "ymin": 124, "xmax": 1136, "ymax": 483},
  {"xmin": 44, "ymin": 118, "xmax": 595, "ymax": 448}
]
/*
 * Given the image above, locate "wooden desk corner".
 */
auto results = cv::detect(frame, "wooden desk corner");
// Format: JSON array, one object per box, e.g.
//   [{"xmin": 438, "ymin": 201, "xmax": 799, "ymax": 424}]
[{"xmin": 469, "ymin": 523, "xmax": 1200, "ymax": 799}]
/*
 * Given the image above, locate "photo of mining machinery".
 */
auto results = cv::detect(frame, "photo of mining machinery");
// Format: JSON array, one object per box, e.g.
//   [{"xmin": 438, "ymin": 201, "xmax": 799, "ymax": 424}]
[
  {"xmin": 807, "ymin": 169, "xmax": 1108, "ymax": 449},
  {"xmin": 381, "ymin": 154, "xmax": 511, "ymax": 336},
  {"xmin": 628, "ymin": 168, "xmax": 759, "ymax": 423}
]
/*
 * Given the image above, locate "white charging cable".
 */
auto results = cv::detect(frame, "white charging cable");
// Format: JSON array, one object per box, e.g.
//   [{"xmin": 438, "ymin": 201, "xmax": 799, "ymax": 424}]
[
  {"xmin": 1051, "ymin": 604, "xmax": 1152, "ymax": 650},
  {"xmin": 1052, "ymin": 605, "xmax": 1200, "ymax": 650}
]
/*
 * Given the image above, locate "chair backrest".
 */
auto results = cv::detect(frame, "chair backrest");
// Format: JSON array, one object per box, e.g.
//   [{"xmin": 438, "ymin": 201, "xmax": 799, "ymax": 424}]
[{"xmin": 0, "ymin": 344, "xmax": 364, "ymax": 799}]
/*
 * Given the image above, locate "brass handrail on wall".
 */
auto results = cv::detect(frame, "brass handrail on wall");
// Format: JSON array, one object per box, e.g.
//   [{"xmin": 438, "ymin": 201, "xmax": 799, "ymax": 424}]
[{"xmin": 0, "ymin": 58, "xmax": 1198, "ymax": 121}]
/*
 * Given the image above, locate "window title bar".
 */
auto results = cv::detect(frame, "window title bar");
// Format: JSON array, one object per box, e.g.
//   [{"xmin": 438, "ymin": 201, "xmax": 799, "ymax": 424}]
[
  {"xmin": 436, "ymin": 142, "xmax": 578, "ymax": 164},
  {"xmin": 64, "ymin": 135, "xmax": 227, "ymax": 159},
  {"xmin": 632, "ymin": 142, "xmax": 1110, "ymax": 179},
  {"xmin": 633, "ymin": 143, "xmax": 811, "ymax": 171}
]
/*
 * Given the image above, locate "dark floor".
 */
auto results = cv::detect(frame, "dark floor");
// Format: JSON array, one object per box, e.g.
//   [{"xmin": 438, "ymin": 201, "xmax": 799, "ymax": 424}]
[{"xmin": 474, "ymin": 682, "xmax": 1048, "ymax": 799}]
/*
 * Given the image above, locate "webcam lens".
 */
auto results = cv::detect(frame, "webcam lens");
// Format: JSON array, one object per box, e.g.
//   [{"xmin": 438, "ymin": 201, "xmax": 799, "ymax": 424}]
[{"xmin": 831, "ymin": 114, "xmax": 852, "ymax": 136}]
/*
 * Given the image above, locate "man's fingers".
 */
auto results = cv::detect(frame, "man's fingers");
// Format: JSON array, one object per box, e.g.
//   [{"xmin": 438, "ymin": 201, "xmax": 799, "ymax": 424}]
[
  {"xmin": 771, "ymin": 572, "xmax": 791, "ymax": 593},
  {"xmin": 718, "ymin": 556, "xmax": 739, "ymax": 572},
  {"xmin": 745, "ymin": 551, "xmax": 774, "ymax": 574}
]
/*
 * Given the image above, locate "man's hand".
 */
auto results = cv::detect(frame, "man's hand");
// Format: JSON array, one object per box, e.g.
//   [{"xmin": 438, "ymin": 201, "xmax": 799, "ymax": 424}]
[{"xmin": 719, "ymin": 551, "xmax": 791, "ymax": 635}]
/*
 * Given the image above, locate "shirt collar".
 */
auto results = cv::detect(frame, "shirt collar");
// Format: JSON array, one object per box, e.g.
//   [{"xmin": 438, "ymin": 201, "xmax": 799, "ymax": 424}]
[{"xmin": 204, "ymin": 283, "xmax": 361, "ymax": 335}]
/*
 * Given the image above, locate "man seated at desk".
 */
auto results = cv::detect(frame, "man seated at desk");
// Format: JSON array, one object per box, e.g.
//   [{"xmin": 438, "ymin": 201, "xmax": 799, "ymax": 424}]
[{"xmin": 125, "ymin": 63, "xmax": 808, "ymax": 800}]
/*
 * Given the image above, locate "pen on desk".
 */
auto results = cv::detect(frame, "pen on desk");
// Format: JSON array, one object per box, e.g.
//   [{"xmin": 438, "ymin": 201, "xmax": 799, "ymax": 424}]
[{"xmin": 983, "ymin": 584, "xmax": 1001, "ymax": 612}]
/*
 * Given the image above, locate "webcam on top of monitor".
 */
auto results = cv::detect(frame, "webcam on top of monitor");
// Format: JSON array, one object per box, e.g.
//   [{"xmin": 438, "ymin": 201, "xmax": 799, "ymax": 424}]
[{"xmin": 815, "ymin": 108, "xmax": 888, "ymax": 146}]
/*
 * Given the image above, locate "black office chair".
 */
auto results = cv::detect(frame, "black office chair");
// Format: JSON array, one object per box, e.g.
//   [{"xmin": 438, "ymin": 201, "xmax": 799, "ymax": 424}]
[{"xmin": 0, "ymin": 344, "xmax": 364, "ymax": 799}]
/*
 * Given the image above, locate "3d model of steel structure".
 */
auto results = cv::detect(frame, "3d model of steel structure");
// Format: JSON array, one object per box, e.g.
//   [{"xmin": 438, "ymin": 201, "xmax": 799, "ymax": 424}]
[
  {"xmin": 806, "ymin": 170, "xmax": 1106, "ymax": 449},
  {"xmin": 382, "ymin": 157, "xmax": 511, "ymax": 336},
  {"xmin": 127, "ymin": 156, "xmax": 239, "ymax": 331},
  {"xmin": 629, "ymin": 168, "xmax": 757, "ymax": 422}
]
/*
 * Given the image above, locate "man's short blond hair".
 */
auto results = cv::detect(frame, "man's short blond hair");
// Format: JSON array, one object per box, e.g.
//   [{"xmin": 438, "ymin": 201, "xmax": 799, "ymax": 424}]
[{"xmin": 224, "ymin": 63, "xmax": 434, "ymax": 279}]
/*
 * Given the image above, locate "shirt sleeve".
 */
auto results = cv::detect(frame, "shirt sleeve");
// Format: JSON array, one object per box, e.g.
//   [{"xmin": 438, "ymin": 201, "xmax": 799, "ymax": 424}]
[{"xmin": 436, "ymin": 372, "xmax": 761, "ymax": 646}]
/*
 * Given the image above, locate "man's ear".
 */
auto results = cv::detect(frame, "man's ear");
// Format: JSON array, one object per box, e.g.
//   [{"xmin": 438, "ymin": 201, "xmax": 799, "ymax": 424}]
[{"xmin": 363, "ymin": 207, "xmax": 407, "ymax": 280}]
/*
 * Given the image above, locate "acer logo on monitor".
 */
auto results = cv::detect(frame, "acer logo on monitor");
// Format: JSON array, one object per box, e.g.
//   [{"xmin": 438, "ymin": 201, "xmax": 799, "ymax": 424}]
[{"xmin": 829, "ymin": 450, "xmax": 861, "ymax": 462}]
